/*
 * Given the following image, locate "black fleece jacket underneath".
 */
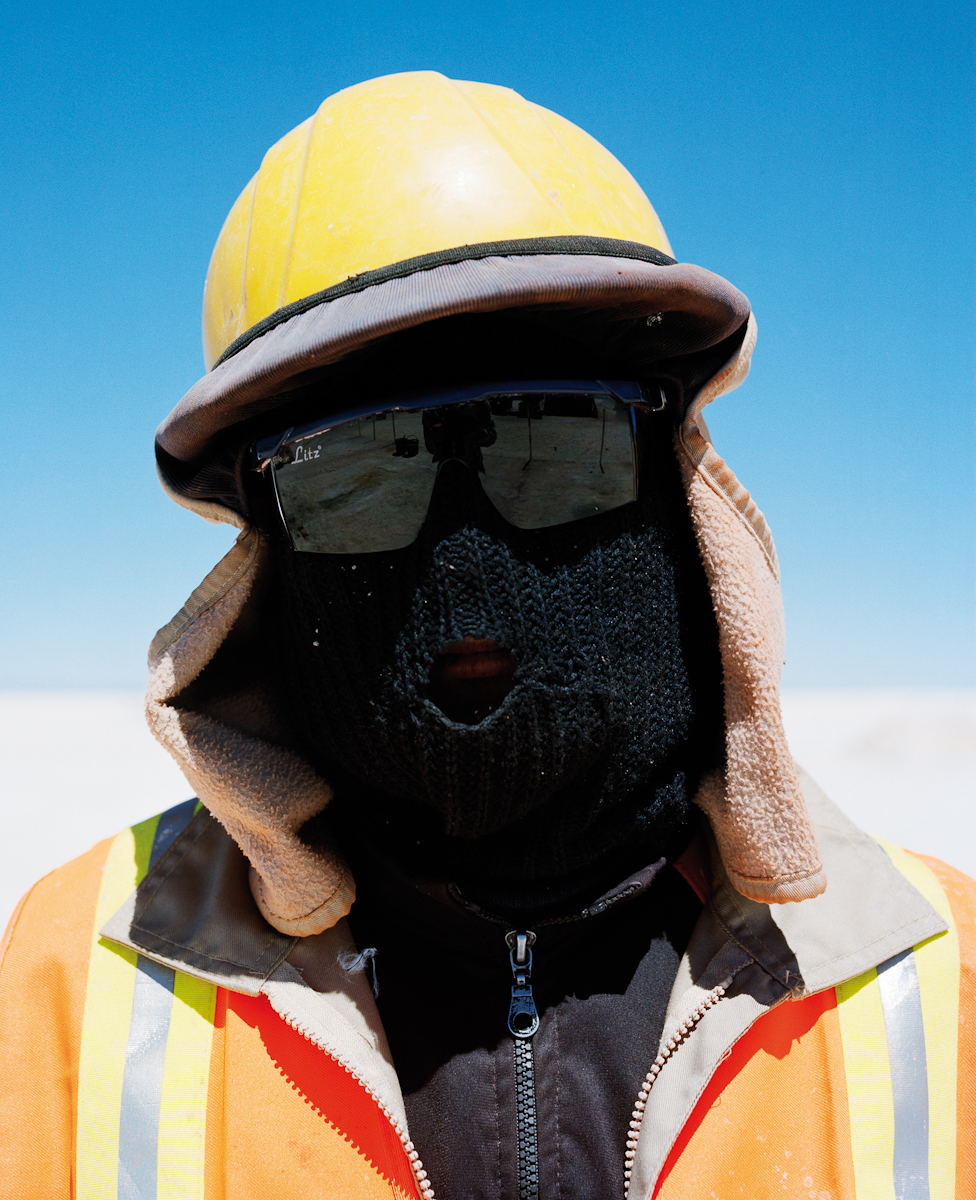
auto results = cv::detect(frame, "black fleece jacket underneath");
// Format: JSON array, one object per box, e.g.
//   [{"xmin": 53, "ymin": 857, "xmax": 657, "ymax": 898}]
[{"xmin": 340, "ymin": 833, "xmax": 703, "ymax": 1200}]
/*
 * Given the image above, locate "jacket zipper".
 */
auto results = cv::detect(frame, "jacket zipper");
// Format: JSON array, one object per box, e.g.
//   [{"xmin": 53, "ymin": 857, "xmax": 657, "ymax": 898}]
[
  {"xmin": 506, "ymin": 930, "xmax": 540, "ymax": 1200},
  {"xmin": 622, "ymin": 975, "xmax": 732, "ymax": 1196},
  {"xmin": 270, "ymin": 1001, "xmax": 436, "ymax": 1200},
  {"xmin": 273, "ymin": 964, "xmax": 728, "ymax": 1200}
]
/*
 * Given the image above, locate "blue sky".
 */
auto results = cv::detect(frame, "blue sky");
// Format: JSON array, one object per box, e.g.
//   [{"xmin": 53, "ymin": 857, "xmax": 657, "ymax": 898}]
[{"xmin": 1, "ymin": 0, "xmax": 972, "ymax": 687}]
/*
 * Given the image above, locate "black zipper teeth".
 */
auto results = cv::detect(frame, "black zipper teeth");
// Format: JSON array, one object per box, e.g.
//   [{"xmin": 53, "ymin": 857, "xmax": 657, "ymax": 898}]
[
  {"xmin": 506, "ymin": 930, "xmax": 541, "ymax": 1200},
  {"xmin": 514, "ymin": 1037, "xmax": 540, "ymax": 1200}
]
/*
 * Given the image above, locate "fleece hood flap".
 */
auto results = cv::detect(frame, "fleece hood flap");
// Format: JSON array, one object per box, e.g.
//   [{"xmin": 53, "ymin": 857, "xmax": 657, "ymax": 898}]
[{"xmin": 146, "ymin": 524, "xmax": 357, "ymax": 937}]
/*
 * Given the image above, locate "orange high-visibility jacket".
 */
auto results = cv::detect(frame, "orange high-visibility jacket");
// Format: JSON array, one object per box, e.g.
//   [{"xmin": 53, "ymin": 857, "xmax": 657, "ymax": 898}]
[{"xmin": 1, "ymin": 779, "xmax": 973, "ymax": 1200}]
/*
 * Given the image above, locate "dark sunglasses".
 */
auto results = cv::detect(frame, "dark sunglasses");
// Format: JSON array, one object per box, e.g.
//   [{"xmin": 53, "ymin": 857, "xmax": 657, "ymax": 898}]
[{"xmin": 252, "ymin": 379, "xmax": 667, "ymax": 555}]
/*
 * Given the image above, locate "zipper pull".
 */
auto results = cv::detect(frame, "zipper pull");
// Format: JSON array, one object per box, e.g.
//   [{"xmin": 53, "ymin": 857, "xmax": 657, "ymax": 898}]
[{"xmin": 506, "ymin": 930, "xmax": 539, "ymax": 1039}]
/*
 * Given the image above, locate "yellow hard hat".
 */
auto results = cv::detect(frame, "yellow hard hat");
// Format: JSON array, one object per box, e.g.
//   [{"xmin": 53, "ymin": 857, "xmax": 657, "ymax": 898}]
[
  {"xmin": 203, "ymin": 71, "xmax": 673, "ymax": 370},
  {"xmin": 160, "ymin": 72, "xmax": 750, "ymax": 472}
]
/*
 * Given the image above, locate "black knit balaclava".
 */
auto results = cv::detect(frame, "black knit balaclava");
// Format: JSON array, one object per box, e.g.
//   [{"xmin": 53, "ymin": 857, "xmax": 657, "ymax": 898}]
[{"xmin": 267, "ymin": 403, "xmax": 724, "ymax": 896}]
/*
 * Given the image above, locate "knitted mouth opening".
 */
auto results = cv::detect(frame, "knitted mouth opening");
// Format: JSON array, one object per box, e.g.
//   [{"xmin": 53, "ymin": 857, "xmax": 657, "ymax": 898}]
[{"xmin": 427, "ymin": 638, "xmax": 518, "ymax": 724}]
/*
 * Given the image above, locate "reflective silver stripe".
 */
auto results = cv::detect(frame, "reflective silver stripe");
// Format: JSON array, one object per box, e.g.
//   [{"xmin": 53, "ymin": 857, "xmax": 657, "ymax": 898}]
[
  {"xmin": 118, "ymin": 958, "xmax": 176, "ymax": 1200},
  {"xmin": 117, "ymin": 801, "xmax": 198, "ymax": 1200},
  {"xmin": 877, "ymin": 948, "xmax": 930, "ymax": 1200}
]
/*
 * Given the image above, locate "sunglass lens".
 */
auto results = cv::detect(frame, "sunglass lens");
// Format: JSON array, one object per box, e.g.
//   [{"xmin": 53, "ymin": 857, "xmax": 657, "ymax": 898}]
[
  {"xmin": 272, "ymin": 410, "xmax": 435, "ymax": 553},
  {"xmin": 479, "ymin": 392, "xmax": 637, "ymax": 529}
]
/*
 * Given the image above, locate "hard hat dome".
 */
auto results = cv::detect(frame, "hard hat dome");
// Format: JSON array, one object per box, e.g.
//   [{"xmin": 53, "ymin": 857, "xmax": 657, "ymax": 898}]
[
  {"xmin": 162, "ymin": 72, "xmax": 750, "ymax": 476},
  {"xmin": 203, "ymin": 71, "xmax": 673, "ymax": 369}
]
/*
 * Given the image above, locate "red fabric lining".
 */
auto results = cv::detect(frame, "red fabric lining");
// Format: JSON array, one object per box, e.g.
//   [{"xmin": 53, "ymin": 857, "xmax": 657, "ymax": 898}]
[
  {"xmin": 228, "ymin": 991, "xmax": 418, "ymax": 1194},
  {"xmin": 654, "ymin": 988, "xmax": 849, "ymax": 1198},
  {"xmin": 673, "ymin": 834, "xmax": 711, "ymax": 903}
]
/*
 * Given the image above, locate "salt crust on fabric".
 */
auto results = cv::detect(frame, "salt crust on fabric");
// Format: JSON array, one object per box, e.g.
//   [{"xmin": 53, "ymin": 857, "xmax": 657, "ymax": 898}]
[{"xmin": 627, "ymin": 776, "xmax": 946, "ymax": 1198}]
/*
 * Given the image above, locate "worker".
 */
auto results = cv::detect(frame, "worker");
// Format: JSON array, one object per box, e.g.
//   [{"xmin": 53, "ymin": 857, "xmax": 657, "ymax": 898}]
[{"xmin": 1, "ymin": 72, "xmax": 972, "ymax": 1199}]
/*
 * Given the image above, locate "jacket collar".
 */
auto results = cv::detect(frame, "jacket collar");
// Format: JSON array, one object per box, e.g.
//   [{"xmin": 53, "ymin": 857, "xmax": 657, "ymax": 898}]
[
  {"xmin": 101, "ymin": 765, "xmax": 945, "ymax": 1001},
  {"xmin": 703, "ymin": 764, "xmax": 946, "ymax": 997}
]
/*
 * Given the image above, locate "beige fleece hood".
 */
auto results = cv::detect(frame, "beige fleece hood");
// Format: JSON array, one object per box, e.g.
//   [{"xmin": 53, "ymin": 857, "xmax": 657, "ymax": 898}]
[{"xmin": 148, "ymin": 239, "xmax": 825, "ymax": 937}]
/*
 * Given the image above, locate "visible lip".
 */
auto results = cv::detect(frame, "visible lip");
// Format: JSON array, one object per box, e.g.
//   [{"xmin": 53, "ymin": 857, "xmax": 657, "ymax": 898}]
[
  {"xmin": 428, "ymin": 637, "xmax": 517, "ymax": 724},
  {"xmin": 436, "ymin": 640, "xmax": 516, "ymax": 681}
]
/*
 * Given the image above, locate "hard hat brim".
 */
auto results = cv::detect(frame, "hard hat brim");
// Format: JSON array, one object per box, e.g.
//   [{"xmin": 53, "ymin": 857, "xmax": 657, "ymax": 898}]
[{"xmin": 158, "ymin": 237, "xmax": 750, "ymax": 468}]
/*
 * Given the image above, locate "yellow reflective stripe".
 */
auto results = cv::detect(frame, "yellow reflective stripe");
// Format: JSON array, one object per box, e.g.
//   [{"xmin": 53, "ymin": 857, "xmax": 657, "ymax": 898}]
[
  {"xmin": 837, "ymin": 839, "xmax": 961, "ymax": 1200},
  {"xmin": 836, "ymin": 965, "xmax": 897, "ymax": 1200},
  {"xmin": 77, "ymin": 815, "xmax": 160, "ymax": 1200},
  {"xmin": 877, "ymin": 841, "xmax": 959, "ymax": 1200},
  {"xmin": 156, "ymin": 971, "xmax": 217, "ymax": 1200},
  {"xmin": 78, "ymin": 804, "xmax": 216, "ymax": 1200}
]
